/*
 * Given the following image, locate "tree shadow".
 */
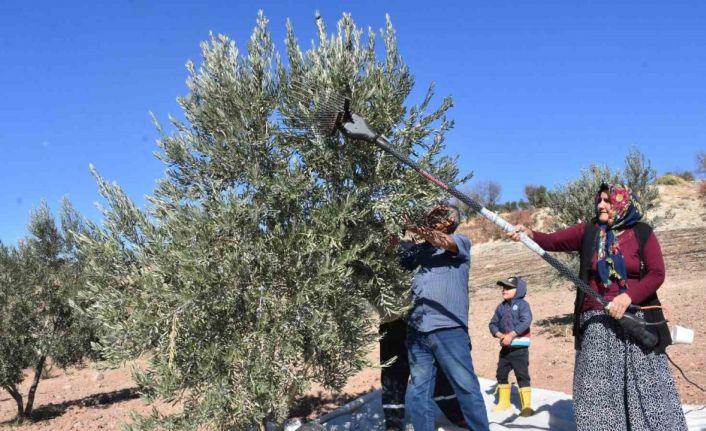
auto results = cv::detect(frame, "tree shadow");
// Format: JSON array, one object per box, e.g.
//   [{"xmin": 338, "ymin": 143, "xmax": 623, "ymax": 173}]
[
  {"xmin": 489, "ymin": 398, "xmax": 576, "ymax": 430},
  {"xmin": 485, "ymin": 382, "xmax": 577, "ymax": 430},
  {"xmin": 0, "ymin": 387, "xmax": 141, "ymax": 424},
  {"xmin": 289, "ymin": 389, "xmax": 373, "ymax": 418},
  {"xmin": 535, "ymin": 313, "xmax": 574, "ymax": 328},
  {"xmin": 534, "ymin": 313, "xmax": 574, "ymax": 338}
]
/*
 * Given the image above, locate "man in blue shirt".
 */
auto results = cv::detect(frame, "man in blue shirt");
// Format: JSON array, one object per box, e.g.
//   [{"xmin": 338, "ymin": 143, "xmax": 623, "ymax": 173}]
[{"xmin": 402, "ymin": 205, "xmax": 489, "ymax": 431}]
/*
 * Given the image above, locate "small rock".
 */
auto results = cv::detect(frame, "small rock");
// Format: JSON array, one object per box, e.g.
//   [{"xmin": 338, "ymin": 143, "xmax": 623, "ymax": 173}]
[
  {"xmin": 92, "ymin": 372, "xmax": 105, "ymax": 382},
  {"xmin": 72, "ymin": 422, "xmax": 82, "ymax": 429},
  {"xmin": 63, "ymin": 385, "xmax": 72, "ymax": 390}
]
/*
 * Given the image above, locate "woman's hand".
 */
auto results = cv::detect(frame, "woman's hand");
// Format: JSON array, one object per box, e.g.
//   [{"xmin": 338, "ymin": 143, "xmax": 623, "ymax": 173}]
[
  {"xmin": 506, "ymin": 224, "xmax": 533, "ymax": 241},
  {"xmin": 606, "ymin": 293, "xmax": 632, "ymax": 319}
]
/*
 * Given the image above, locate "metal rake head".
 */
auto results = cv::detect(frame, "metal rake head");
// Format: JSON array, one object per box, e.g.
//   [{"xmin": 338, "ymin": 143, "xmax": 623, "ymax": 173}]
[{"xmin": 282, "ymin": 82, "xmax": 380, "ymax": 143}]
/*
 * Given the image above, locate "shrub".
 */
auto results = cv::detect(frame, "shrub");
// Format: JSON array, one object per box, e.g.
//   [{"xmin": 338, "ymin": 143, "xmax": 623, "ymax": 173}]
[
  {"xmin": 656, "ymin": 174, "xmax": 685, "ymax": 186},
  {"xmin": 666, "ymin": 170, "xmax": 695, "ymax": 182},
  {"xmin": 524, "ymin": 184, "xmax": 550, "ymax": 208},
  {"xmin": 549, "ymin": 148, "xmax": 660, "ymax": 227},
  {"xmin": 548, "ymin": 164, "xmax": 621, "ymax": 226}
]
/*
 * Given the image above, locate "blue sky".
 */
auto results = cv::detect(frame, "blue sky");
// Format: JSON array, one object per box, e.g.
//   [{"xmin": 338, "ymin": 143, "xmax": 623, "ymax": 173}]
[{"xmin": 1, "ymin": 1, "xmax": 704, "ymax": 244}]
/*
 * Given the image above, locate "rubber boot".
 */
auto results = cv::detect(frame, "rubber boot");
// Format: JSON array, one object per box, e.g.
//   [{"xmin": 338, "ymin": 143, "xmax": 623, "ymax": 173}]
[
  {"xmin": 519, "ymin": 386, "xmax": 535, "ymax": 417},
  {"xmin": 492, "ymin": 383, "xmax": 512, "ymax": 412}
]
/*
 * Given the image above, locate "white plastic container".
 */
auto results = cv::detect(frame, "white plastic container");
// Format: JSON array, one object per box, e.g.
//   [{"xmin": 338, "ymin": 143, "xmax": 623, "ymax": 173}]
[
  {"xmin": 670, "ymin": 325, "xmax": 695, "ymax": 345},
  {"xmin": 283, "ymin": 419, "xmax": 302, "ymax": 431}
]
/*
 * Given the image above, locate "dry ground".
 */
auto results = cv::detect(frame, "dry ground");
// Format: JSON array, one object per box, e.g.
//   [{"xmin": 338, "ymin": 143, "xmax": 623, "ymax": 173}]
[{"xmin": 1, "ymin": 183, "xmax": 705, "ymax": 429}]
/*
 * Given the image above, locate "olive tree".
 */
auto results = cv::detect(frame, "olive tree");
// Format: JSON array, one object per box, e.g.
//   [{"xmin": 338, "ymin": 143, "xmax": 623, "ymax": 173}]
[
  {"xmin": 77, "ymin": 12, "xmax": 469, "ymax": 430},
  {"xmin": 0, "ymin": 200, "xmax": 96, "ymax": 422}
]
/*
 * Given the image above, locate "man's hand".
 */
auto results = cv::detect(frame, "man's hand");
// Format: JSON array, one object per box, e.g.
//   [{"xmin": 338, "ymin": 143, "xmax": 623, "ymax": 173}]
[
  {"xmin": 386, "ymin": 234, "xmax": 400, "ymax": 252},
  {"xmin": 416, "ymin": 226, "xmax": 442, "ymax": 247},
  {"xmin": 401, "ymin": 213, "xmax": 458, "ymax": 252},
  {"xmin": 401, "ymin": 214, "xmax": 419, "ymax": 233}
]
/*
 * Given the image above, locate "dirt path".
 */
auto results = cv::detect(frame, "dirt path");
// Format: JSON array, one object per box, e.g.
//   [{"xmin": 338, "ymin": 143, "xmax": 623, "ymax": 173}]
[{"xmin": 0, "ymin": 360, "xmax": 180, "ymax": 430}]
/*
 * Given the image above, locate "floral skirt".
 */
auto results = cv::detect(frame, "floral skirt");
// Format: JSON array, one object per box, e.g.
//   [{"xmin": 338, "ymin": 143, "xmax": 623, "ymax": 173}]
[{"xmin": 573, "ymin": 309, "xmax": 688, "ymax": 431}]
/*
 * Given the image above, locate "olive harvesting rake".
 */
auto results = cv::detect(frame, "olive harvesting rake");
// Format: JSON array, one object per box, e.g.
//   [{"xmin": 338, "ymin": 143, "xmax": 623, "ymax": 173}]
[{"xmin": 285, "ymin": 86, "xmax": 664, "ymax": 349}]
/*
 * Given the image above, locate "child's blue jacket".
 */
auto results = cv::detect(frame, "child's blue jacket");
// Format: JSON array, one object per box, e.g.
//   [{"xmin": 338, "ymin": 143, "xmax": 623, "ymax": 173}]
[{"xmin": 488, "ymin": 282, "xmax": 532, "ymax": 337}]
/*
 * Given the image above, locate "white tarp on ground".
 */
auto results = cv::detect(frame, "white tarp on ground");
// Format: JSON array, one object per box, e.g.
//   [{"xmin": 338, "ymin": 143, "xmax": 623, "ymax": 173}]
[{"xmin": 317, "ymin": 378, "xmax": 706, "ymax": 431}]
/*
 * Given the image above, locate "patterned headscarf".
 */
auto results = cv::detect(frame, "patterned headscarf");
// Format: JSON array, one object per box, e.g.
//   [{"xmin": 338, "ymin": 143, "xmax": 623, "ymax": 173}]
[{"xmin": 594, "ymin": 184, "xmax": 644, "ymax": 291}]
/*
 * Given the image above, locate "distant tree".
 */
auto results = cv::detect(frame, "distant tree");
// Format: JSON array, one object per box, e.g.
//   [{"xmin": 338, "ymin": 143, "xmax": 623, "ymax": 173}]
[
  {"xmin": 524, "ymin": 184, "xmax": 550, "ymax": 208},
  {"xmin": 0, "ymin": 243, "xmax": 34, "ymax": 421},
  {"xmin": 623, "ymin": 147, "xmax": 658, "ymax": 213},
  {"xmin": 697, "ymin": 152, "xmax": 704, "ymax": 171},
  {"xmin": 0, "ymin": 200, "xmax": 96, "ymax": 422},
  {"xmin": 461, "ymin": 180, "xmax": 502, "ymax": 212},
  {"xmin": 695, "ymin": 151, "xmax": 705, "ymax": 177},
  {"xmin": 501, "ymin": 201, "xmax": 518, "ymax": 213},
  {"xmin": 681, "ymin": 171, "xmax": 695, "ymax": 182},
  {"xmin": 550, "ymin": 147, "xmax": 659, "ymax": 226},
  {"xmin": 495, "ymin": 200, "xmax": 528, "ymax": 213},
  {"xmin": 77, "ymin": 12, "xmax": 470, "ymax": 430},
  {"xmin": 549, "ymin": 164, "xmax": 621, "ymax": 226}
]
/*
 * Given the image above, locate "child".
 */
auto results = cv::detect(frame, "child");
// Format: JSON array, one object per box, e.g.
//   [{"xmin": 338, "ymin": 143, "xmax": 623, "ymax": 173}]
[{"xmin": 488, "ymin": 276, "xmax": 534, "ymax": 416}]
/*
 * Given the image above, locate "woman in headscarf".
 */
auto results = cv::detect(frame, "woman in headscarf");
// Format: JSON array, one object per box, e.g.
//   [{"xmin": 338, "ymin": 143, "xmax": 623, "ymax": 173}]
[{"xmin": 508, "ymin": 184, "xmax": 687, "ymax": 431}]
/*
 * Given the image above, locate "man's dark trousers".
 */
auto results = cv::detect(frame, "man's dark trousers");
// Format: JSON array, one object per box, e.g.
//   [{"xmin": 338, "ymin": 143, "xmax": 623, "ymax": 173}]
[{"xmin": 380, "ymin": 319, "xmax": 468, "ymax": 430}]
